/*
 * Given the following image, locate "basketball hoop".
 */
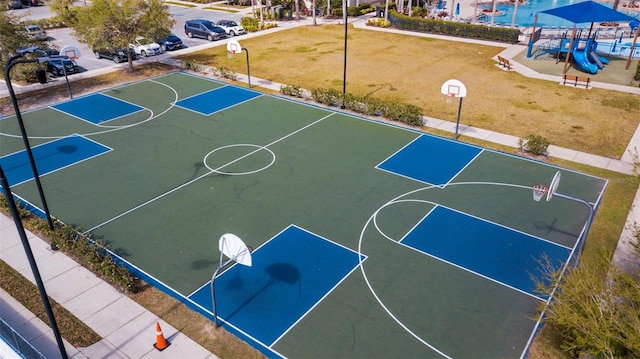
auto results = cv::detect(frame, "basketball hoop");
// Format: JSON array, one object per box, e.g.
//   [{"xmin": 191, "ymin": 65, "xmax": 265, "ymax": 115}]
[
  {"xmin": 446, "ymin": 94, "xmax": 454, "ymax": 104},
  {"xmin": 532, "ymin": 184, "xmax": 548, "ymax": 202}
]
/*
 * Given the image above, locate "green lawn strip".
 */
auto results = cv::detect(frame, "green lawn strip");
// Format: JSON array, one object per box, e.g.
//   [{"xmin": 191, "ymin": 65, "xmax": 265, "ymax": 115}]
[
  {"xmin": 205, "ymin": 7, "xmax": 240, "ymax": 12},
  {"xmin": 164, "ymin": 1, "xmax": 197, "ymax": 7},
  {"xmin": 0, "ymin": 260, "xmax": 102, "ymax": 348}
]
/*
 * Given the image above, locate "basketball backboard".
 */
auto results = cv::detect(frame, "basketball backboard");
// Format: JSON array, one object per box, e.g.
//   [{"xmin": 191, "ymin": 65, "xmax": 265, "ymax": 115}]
[
  {"xmin": 440, "ymin": 79, "xmax": 467, "ymax": 98},
  {"xmin": 227, "ymin": 39, "xmax": 242, "ymax": 54},
  {"xmin": 219, "ymin": 233, "xmax": 252, "ymax": 267}
]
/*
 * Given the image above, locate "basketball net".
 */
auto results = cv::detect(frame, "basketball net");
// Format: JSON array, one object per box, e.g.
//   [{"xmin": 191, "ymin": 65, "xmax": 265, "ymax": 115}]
[
  {"xmin": 227, "ymin": 51, "xmax": 234, "ymax": 59},
  {"xmin": 446, "ymin": 94, "xmax": 455, "ymax": 104},
  {"xmin": 532, "ymin": 184, "xmax": 548, "ymax": 202}
]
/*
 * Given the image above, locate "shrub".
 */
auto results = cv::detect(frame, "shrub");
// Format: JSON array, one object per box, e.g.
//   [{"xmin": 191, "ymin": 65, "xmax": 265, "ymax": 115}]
[
  {"xmin": 518, "ymin": 134, "xmax": 550, "ymax": 156},
  {"xmin": 311, "ymin": 88, "xmax": 342, "ymax": 106},
  {"xmin": 367, "ymin": 18, "xmax": 391, "ymax": 27},
  {"xmin": 183, "ymin": 59, "xmax": 202, "ymax": 72},
  {"xmin": 0, "ymin": 198, "xmax": 137, "ymax": 293},
  {"xmin": 241, "ymin": 16, "xmax": 260, "ymax": 32},
  {"xmin": 240, "ymin": 16, "xmax": 277, "ymax": 31},
  {"xmin": 217, "ymin": 67, "xmax": 237, "ymax": 80},
  {"xmin": 347, "ymin": 5, "xmax": 361, "ymax": 16},
  {"xmin": 388, "ymin": 10, "xmax": 520, "ymax": 43},
  {"xmin": 280, "ymin": 84, "xmax": 304, "ymax": 97},
  {"xmin": 50, "ymin": 224, "xmax": 136, "ymax": 293},
  {"xmin": 309, "ymin": 87, "xmax": 423, "ymax": 126}
]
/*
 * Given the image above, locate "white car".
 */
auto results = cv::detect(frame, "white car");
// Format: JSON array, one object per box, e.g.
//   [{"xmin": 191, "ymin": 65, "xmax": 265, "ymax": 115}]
[
  {"xmin": 129, "ymin": 36, "xmax": 162, "ymax": 57},
  {"xmin": 24, "ymin": 25, "xmax": 47, "ymax": 40},
  {"xmin": 216, "ymin": 20, "xmax": 246, "ymax": 37}
]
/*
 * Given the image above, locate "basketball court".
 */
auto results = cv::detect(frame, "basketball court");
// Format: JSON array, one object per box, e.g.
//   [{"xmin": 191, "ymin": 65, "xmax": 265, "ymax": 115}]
[{"xmin": 0, "ymin": 72, "xmax": 607, "ymax": 358}]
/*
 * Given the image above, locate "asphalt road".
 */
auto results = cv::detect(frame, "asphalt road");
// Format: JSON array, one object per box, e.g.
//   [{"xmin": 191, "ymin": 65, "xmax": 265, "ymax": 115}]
[{"xmin": 3, "ymin": 3, "xmax": 248, "ymax": 91}]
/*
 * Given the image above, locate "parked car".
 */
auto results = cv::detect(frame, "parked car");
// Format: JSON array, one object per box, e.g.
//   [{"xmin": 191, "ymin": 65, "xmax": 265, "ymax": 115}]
[
  {"xmin": 46, "ymin": 56, "xmax": 79, "ymax": 77},
  {"xmin": 6, "ymin": 0, "xmax": 23, "ymax": 9},
  {"xmin": 216, "ymin": 20, "xmax": 246, "ymax": 37},
  {"xmin": 155, "ymin": 33, "xmax": 183, "ymax": 52},
  {"xmin": 93, "ymin": 46, "xmax": 137, "ymax": 63},
  {"xmin": 24, "ymin": 24, "xmax": 47, "ymax": 40},
  {"xmin": 21, "ymin": 0, "xmax": 42, "ymax": 6},
  {"xmin": 184, "ymin": 19, "xmax": 227, "ymax": 41},
  {"xmin": 33, "ymin": 47, "xmax": 59, "ymax": 58},
  {"xmin": 129, "ymin": 36, "xmax": 162, "ymax": 57}
]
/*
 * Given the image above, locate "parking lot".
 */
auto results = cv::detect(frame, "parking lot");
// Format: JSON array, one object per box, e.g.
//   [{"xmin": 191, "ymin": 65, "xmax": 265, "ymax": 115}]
[{"xmin": 3, "ymin": 3, "xmax": 252, "ymax": 91}]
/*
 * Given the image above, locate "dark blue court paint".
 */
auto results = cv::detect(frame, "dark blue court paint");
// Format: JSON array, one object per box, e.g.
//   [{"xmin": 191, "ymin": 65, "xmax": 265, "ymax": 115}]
[
  {"xmin": 175, "ymin": 86, "xmax": 261, "ymax": 115},
  {"xmin": 0, "ymin": 135, "xmax": 110, "ymax": 186},
  {"xmin": 189, "ymin": 225, "xmax": 363, "ymax": 345},
  {"xmin": 52, "ymin": 93, "xmax": 143, "ymax": 124},
  {"xmin": 402, "ymin": 206, "xmax": 570, "ymax": 298},
  {"xmin": 378, "ymin": 135, "xmax": 481, "ymax": 186}
]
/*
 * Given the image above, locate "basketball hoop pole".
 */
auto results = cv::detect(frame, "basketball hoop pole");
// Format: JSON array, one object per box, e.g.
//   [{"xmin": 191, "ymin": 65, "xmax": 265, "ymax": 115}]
[
  {"xmin": 454, "ymin": 96, "xmax": 463, "ymax": 140},
  {"xmin": 440, "ymin": 80, "xmax": 467, "ymax": 140},
  {"xmin": 242, "ymin": 47, "xmax": 251, "ymax": 88},
  {"xmin": 211, "ymin": 234, "xmax": 253, "ymax": 327},
  {"xmin": 227, "ymin": 41, "xmax": 251, "ymax": 88}
]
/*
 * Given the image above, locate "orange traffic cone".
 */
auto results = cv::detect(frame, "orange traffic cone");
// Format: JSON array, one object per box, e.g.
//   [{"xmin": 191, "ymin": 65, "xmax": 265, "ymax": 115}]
[{"xmin": 153, "ymin": 322, "xmax": 171, "ymax": 351}]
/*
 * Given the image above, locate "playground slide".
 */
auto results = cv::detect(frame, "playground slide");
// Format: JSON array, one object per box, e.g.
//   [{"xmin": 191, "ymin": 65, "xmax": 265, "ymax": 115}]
[
  {"xmin": 589, "ymin": 51, "xmax": 606, "ymax": 69},
  {"xmin": 572, "ymin": 47, "xmax": 598, "ymax": 74},
  {"xmin": 592, "ymin": 41, "xmax": 610, "ymax": 65}
]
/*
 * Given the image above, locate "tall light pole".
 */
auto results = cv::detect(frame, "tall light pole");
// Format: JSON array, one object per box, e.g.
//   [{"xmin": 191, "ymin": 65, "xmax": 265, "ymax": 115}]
[
  {"xmin": 341, "ymin": 0, "xmax": 348, "ymax": 109},
  {"xmin": 0, "ymin": 166, "xmax": 68, "ymax": 359},
  {"xmin": 5, "ymin": 51, "xmax": 55, "ymax": 230}
]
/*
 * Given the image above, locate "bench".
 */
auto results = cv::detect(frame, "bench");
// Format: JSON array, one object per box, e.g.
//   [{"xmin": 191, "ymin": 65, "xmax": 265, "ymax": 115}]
[
  {"xmin": 497, "ymin": 55, "xmax": 512, "ymax": 70},
  {"xmin": 563, "ymin": 74, "xmax": 591, "ymax": 88}
]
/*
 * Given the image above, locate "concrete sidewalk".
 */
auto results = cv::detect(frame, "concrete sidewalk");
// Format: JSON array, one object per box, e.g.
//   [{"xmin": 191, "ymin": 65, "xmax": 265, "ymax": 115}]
[
  {"xmin": 0, "ymin": 215, "xmax": 217, "ymax": 359},
  {"xmin": 1, "ymin": 12, "xmax": 639, "ymax": 359}
]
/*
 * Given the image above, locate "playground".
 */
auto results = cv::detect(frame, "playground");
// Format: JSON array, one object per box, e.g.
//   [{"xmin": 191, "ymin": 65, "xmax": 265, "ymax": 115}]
[
  {"xmin": 0, "ymin": 72, "xmax": 608, "ymax": 358},
  {"xmin": 525, "ymin": 1, "xmax": 639, "ymax": 75}
]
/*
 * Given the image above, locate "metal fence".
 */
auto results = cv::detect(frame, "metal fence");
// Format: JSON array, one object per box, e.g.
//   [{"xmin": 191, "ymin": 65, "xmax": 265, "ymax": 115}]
[{"xmin": 0, "ymin": 317, "xmax": 46, "ymax": 359}]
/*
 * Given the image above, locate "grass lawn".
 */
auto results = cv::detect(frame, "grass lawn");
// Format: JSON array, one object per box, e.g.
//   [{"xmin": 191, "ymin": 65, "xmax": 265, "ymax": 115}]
[{"xmin": 177, "ymin": 24, "xmax": 640, "ymax": 159}]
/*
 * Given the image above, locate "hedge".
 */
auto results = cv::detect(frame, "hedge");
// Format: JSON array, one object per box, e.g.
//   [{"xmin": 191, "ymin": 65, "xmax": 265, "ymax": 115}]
[{"xmin": 388, "ymin": 10, "xmax": 520, "ymax": 44}]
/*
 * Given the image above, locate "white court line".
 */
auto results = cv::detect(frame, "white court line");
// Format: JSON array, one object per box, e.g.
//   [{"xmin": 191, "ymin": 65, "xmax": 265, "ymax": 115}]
[{"xmin": 84, "ymin": 112, "xmax": 337, "ymax": 234}]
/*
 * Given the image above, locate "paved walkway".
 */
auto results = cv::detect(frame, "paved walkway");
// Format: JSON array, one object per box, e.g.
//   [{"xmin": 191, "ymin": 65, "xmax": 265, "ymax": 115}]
[{"xmin": 1, "ymin": 10, "xmax": 639, "ymax": 359}]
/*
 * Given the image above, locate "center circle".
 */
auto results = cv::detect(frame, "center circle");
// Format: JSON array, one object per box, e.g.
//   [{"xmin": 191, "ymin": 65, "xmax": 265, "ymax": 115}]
[{"xmin": 204, "ymin": 144, "xmax": 276, "ymax": 176}]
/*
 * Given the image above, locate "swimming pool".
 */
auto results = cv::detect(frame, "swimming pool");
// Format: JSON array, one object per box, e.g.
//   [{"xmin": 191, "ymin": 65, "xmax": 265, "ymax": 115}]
[{"xmin": 478, "ymin": 0, "xmax": 640, "ymax": 27}]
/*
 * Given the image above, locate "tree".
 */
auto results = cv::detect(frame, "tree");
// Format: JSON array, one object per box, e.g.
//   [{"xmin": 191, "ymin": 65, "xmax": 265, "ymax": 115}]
[
  {"xmin": 0, "ymin": 12, "xmax": 53, "ymax": 82},
  {"xmin": 55, "ymin": 0, "xmax": 175, "ymax": 72},
  {"xmin": 0, "ymin": 13, "xmax": 28, "ymax": 70},
  {"xmin": 535, "ymin": 251, "xmax": 640, "ymax": 358}
]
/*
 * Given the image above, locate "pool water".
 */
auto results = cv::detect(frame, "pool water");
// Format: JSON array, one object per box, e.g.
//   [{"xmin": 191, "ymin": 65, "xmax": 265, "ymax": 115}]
[{"xmin": 478, "ymin": 0, "xmax": 640, "ymax": 27}]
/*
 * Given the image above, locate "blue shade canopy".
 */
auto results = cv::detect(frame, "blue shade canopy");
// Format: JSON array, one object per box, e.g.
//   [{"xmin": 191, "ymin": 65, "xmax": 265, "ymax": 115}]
[{"xmin": 539, "ymin": 1, "xmax": 637, "ymax": 24}]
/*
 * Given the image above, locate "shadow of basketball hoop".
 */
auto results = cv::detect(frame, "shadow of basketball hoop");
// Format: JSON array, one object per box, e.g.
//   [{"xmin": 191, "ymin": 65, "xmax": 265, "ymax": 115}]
[
  {"xmin": 56, "ymin": 145, "xmax": 78, "ymax": 154},
  {"xmin": 265, "ymin": 262, "xmax": 300, "ymax": 285},
  {"xmin": 221, "ymin": 262, "xmax": 300, "ymax": 324}
]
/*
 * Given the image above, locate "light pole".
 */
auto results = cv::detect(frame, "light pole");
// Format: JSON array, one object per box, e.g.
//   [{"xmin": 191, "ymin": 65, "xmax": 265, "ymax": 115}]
[
  {"xmin": 341, "ymin": 0, "xmax": 348, "ymax": 109},
  {"xmin": 0, "ymin": 166, "xmax": 68, "ymax": 359},
  {"xmin": 5, "ymin": 50, "xmax": 55, "ymax": 230}
]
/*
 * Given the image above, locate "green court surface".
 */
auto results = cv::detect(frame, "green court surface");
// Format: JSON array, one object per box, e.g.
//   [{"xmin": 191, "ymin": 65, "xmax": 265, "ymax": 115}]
[{"xmin": 0, "ymin": 72, "xmax": 607, "ymax": 358}]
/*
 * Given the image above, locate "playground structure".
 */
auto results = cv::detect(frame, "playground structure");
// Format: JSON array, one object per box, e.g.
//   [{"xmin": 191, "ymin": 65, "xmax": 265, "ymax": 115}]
[
  {"xmin": 529, "ymin": 31, "xmax": 611, "ymax": 74},
  {"xmin": 526, "ymin": 1, "xmax": 640, "ymax": 74}
]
